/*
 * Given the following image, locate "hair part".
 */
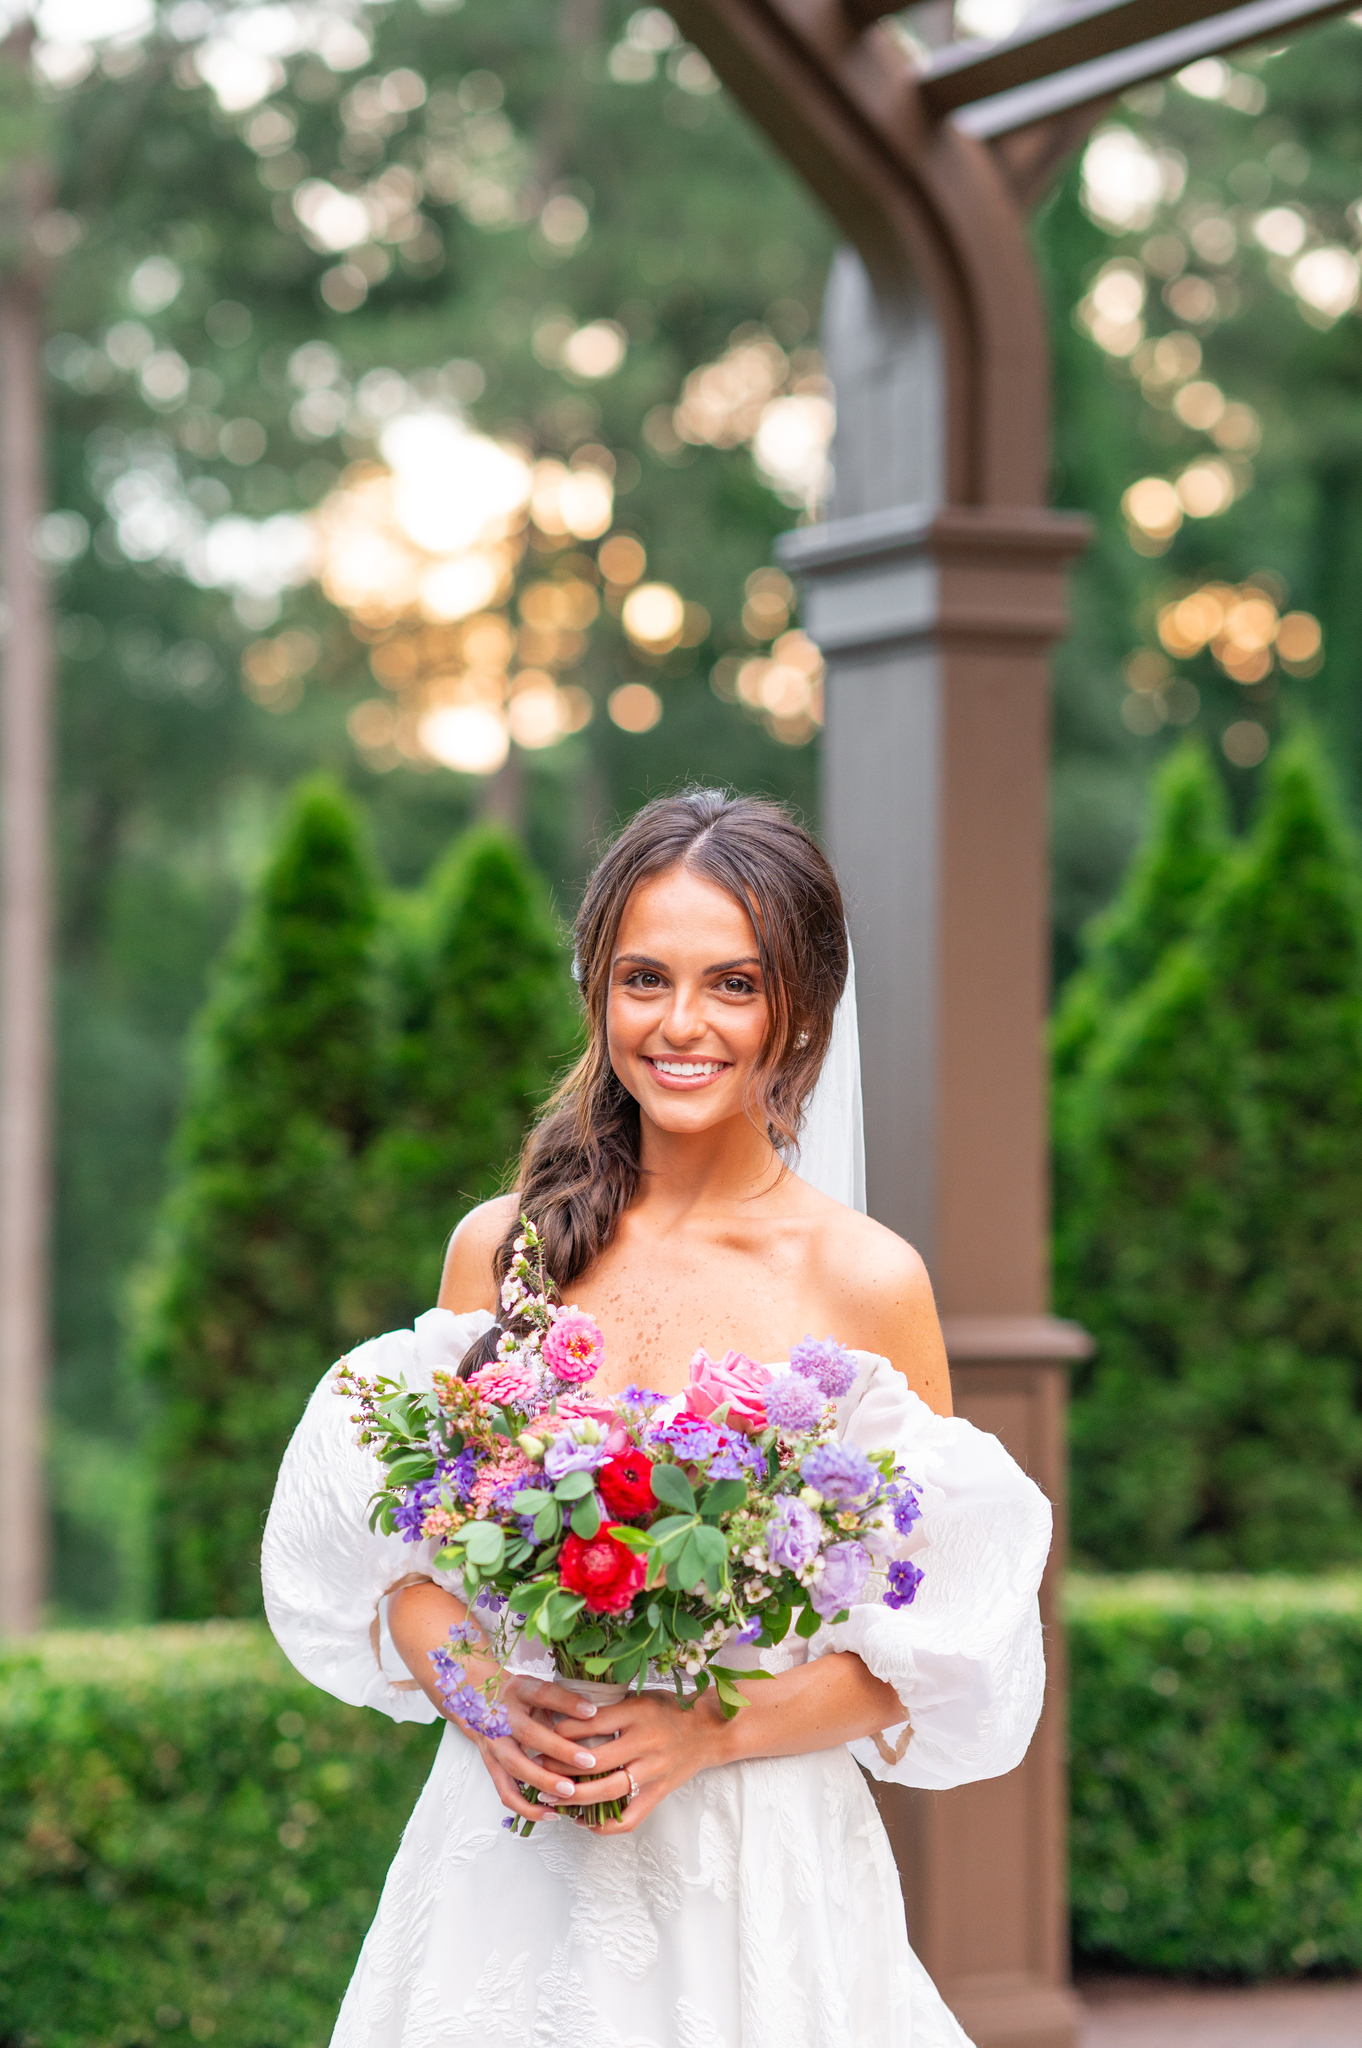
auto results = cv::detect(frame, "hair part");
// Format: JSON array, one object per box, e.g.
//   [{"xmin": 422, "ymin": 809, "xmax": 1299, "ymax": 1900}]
[{"xmin": 462, "ymin": 789, "xmax": 847, "ymax": 1373}]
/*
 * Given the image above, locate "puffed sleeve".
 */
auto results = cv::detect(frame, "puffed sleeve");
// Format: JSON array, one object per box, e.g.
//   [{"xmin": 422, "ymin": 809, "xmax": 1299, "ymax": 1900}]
[
  {"xmin": 809, "ymin": 1358, "xmax": 1053, "ymax": 1792},
  {"xmin": 261, "ymin": 1307, "xmax": 496, "ymax": 1721}
]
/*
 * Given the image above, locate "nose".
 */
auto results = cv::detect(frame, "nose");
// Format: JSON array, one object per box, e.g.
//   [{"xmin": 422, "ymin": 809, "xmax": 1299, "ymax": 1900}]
[{"xmin": 659, "ymin": 981, "xmax": 708, "ymax": 1047}]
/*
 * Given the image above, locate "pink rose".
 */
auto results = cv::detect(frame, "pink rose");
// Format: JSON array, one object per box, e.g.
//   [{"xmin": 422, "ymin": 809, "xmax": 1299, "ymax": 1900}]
[
  {"xmin": 685, "ymin": 1348, "xmax": 773, "ymax": 1433},
  {"xmin": 468, "ymin": 1362, "xmax": 538, "ymax": 1409},
  {"xmin": 543, "ymin": 1309, "xmax": 605, "ymax": 1386}
]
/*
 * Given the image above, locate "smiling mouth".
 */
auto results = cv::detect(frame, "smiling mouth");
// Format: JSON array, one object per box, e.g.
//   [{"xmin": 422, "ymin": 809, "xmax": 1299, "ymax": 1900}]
[{"xmin": 643, "ymin": 1057, "xmax": 730, "ymax": 1084}]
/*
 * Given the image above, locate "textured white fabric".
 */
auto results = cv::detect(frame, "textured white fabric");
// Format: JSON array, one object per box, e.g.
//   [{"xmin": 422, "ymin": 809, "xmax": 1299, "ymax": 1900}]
[
  {"xmin": 794, "ymin": 945, "xmax": 866, "ymax": 1213},
  {"xmin": 263, "ymin": 1315, "xmax": 1051, "ymax": 2048}
]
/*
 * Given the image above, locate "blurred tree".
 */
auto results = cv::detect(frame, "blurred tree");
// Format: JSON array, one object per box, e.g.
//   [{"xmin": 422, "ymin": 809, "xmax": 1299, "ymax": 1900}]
[
  {"xmin": 361, "ymin": 823, "xmax": 577, "ymax": 1328},
  {"xmin": 131, "ymin": 780, "xmax": 380, "ymax": 1619},
  {"xmin": 1063, "ymin": 733, "xmax": 1362, "ymax": 1568}
]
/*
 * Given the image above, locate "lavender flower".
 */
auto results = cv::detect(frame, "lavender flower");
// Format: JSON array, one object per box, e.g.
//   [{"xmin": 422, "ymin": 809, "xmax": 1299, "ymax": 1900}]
[
  {"xmin": 889, "ymin": 1482, "xmax": 923, "ymax": 1536},
  {"xmin": 707, "ymin": 1429, "xmax": 766, "ymax": 1481},
  {"xmin": 763, "ymin": 1372, "xmax": 824, "ymax": 1433},
  {"xmin": 392, "ymin": 1475, "xmax": 441, "ymax": 1542},
  {"xmin": 763, "ymin": 1495, "xmax": 823, "ymax": 1571},
  {"xmin": 810, "ymin": 1539, "xmax": 871, "ymax": 1618},
  {"xmin": 647, "ymin": 1415, "xmax": 721, "ymax": 1460},
  {"xmin": 734, "ymin": 1614, "xmax": 763, "ymax": 1645},
  {"xmin": 885, "ymin": 1559, "xmax": 924, "ymax": 1610},
  {"xmin": 620, "ymin": 1385, "xmax": 666, "ymax": 1408},
  {"xmin": 800, "ymin": 1443, "xmax": 878, "ymax": 1505},
  {"xmin": 448, "ymin": 1682, "xmax": 513, "ymax": 1740},
  {"xmin": 789, "ymin": 1335, "xmax": 858, "ymax": 1399},
  {"xmin": 543, "ymin": 1431, "xmax": 609, "ymax": 1480}
]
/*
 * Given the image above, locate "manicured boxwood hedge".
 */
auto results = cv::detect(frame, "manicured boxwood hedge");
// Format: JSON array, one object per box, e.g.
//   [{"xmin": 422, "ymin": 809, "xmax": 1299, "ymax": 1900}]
[
  {"xmin": 1069, "ymin": 1572, "xmax": 1362, "ymax": 1977},
  {"xmin": 0, "ymin": 1624, "xmax": 438, "ymax": 2048},
  {"xmin": 8, "ymin": 1581, "xmax": 1362, "ymax": 2044}
]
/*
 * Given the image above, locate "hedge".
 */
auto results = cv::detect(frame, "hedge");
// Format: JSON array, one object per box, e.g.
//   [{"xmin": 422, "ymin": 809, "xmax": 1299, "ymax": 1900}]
[
  {"xmin": 7, "ymin": 1579, "xmax": 1362, "ymax": 2045},
  {"xmin": 0, "ymin": 1625, "xmax": 438, "ymax": 2048},
  {"xmin": 1069, "ymin": 1572, "xmax": 1362, "ymax": 1976}
]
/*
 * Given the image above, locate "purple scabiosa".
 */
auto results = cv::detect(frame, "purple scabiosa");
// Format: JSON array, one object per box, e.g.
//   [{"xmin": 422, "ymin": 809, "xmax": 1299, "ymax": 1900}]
[
  {"xmin": 763, "ymin": 1371, "xmax": 824, "ymax": 1433},
  {"xmin": 789, "ymin": 1335, "xmax": 858, "ymax": 1399},
  {"xmin": 810, "ymin": 1539, "xmax": 871, "ymax": 1618},
  {"xmin": 800, "ymin": 1443, "xmax": 878, "ymax": 1504},
  {"xmin": 763, "ymin": 1495, "xmax": 823, "ymax": 1571},
  {"xmin": 885, "ymin": 1559, "xmax": 924, "ymax": 1610}
]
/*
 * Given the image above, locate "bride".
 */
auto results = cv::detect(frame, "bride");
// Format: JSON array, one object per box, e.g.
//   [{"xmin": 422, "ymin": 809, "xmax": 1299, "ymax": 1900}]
[{"xmin": 263, "ymin": 787, "xmax": 1052, "ymax": 2048}]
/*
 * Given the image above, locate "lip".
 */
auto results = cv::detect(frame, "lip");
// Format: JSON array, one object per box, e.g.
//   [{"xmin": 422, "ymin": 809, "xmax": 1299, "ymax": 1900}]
[{"xmin": 641, "ymin": 1056, "xmax": 732, "ymax": 1090}]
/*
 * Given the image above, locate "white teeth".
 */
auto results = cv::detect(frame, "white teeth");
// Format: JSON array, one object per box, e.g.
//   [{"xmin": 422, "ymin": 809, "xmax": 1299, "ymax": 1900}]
[{"xmin": 652, "ymin": 1060, "xmax": 724, "ymax": 1077}]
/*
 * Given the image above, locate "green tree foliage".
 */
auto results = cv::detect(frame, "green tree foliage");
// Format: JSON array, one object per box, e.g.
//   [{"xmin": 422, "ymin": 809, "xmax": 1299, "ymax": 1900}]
[
  {"xmin": 362, "ymin": 824, "xmax": 577, "ymax": 1327},
  {"xmin": 132, "ymin": 781, "xmax": 381, "ymax": 1620},
  {"xmin": 1062, "ymin": 734, "xmax": 1362, "ymax": 1568},
  {"xmin": 1053, "ymin": 739, "xmax": 1230, "ymax": 1086}
]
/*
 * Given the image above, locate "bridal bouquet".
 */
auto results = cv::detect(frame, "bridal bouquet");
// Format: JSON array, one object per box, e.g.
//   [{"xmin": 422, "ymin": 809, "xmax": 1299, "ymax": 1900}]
[{"xmin": 337, "ymin": 1217, "xmax": 925, "ymax": 1825}]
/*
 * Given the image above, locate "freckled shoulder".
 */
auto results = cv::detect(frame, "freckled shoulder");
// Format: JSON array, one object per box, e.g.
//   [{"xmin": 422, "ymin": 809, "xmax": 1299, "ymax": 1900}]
[
  {"xmin": 438, "ymin": 1193, "xmax": 521, "ymax": 1315},
  {"xmin": 805, "ymin": 1199, "xmax": 953, "ymax": 1416}
]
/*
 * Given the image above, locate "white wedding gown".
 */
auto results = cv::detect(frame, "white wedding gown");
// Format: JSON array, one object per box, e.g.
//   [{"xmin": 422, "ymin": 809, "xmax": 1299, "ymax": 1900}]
[{"xmin": 263, "ymin": 1308, "xmax": 1052, "ymax": 2048}]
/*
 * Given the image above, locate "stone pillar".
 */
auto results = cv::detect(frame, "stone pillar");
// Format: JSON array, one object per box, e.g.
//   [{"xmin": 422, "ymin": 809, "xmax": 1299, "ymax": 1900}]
[{"xmin": 781, "ymin": 250, "xmax": 1090, "ymax": 2048}]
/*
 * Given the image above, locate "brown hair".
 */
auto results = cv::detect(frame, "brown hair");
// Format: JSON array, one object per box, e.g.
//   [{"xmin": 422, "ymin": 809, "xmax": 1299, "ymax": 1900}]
[{"xmin": 461, "ymin": 788, "xmax": 847, "ymax": 1372}]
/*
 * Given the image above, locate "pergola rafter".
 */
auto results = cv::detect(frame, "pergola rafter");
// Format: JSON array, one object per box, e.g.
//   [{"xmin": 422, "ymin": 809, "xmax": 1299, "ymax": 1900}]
[{"xmin": 667, "ymin": 3, "xmax": 1354, "ymax": 2044}]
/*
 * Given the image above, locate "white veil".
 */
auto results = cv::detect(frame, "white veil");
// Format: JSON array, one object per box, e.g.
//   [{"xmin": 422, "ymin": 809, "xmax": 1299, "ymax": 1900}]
[{"xmin": 795, "ymin": 944, "xmax": 866, "ymax": 1213}]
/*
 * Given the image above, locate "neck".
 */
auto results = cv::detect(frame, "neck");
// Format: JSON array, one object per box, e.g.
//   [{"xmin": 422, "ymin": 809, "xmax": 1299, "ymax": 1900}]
[{"xmin": 635, "ymin": 1105, "xmax": 783, "ymax": 1218}]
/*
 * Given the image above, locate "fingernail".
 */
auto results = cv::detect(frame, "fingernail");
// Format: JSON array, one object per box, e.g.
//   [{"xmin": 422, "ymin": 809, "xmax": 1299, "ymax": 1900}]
[
  {"xmin": 574, "ymin": 1751, "xmax": 596, "ymax": 1768},
  {"xmin": 540, "ymin": 1794, "xmax": 559, "ymax": 1805},
  {"xmin": 576, "ymin": 1702, "xmax": 597, "ymax": 1716},
  {"xmin": 556, "ymin": 1779, "xmax": 576, "ymax": 1796}
]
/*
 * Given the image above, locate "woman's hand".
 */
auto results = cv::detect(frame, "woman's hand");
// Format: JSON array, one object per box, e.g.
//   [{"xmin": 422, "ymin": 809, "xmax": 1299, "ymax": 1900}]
[
  {"xmin": 463, "ymin": 1669, "xmax": 610, "ymax": 1826},
  {"xmin": 546, "ymin": 1688, "xmax": 729, "ymax": 1836}
]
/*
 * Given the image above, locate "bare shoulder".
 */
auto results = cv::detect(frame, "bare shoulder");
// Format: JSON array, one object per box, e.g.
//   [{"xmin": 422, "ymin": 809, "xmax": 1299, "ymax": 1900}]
[
  {"xmin": 438, "ymin": 1193, "xmax": 520, "ymax": 1314},
  {"xmin": 803, "ymin": 1195, "xmax": 952, "ymax": 1416}
]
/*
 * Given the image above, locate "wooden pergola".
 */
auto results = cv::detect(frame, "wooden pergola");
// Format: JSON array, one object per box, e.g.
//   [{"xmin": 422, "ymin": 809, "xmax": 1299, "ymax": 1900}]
[{"xmin": 666, "ymin": 3, "xmax": 1355, "ymax": 2044}]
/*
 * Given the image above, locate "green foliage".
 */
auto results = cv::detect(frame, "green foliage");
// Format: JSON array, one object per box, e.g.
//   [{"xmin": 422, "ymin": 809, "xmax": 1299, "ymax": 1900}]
[
  {"xmin": 132, "ymin": 782, "xmax": 382, "ymax": 1621},
  {"xmin": 1052, "ymin": 740, "xmax": 1230, "ymax": 1087},
  {"xmin": 1069, "ymin": 1572, "xmax": 1362, "ymax": 1978},
  {"xmin": 1062, "ymin": 735, "xmax": 1362, "ymax": 1568},
  {"xmin": 361, "ymin": 826, "xmax": 576, "ymax": 1327},
  {"xmin": 0, "ymin": 1623, "xmax": 438, "ymax": 2048}
]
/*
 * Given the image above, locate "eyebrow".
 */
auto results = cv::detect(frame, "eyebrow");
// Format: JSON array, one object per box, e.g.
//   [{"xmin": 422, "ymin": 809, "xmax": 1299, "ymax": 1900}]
[{"xmin": 614, "ymin": 952, "xmax": 762, "ymax": 975}]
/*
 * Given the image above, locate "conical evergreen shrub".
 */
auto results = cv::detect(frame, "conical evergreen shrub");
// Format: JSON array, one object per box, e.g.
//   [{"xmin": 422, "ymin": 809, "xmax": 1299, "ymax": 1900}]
[
  {"xmin": 132, "ymin": 779, "xmax": 382, "ymax": 1618},
  {"xmin": 1052, "ymin": 738, "xmax": 1230, "ymax": 1086},
  {"xmin": 359, "ymin": 824, "xmax": 576, "ymax": 1328},
  {"xmin": 1063, "ymin": 732, "xmax": 1362, "ymax": 1569}
]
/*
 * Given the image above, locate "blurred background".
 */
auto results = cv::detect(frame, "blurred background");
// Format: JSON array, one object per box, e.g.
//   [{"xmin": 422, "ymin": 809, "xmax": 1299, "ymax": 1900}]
[{"xmin": 7, "ymin": 0, "xmax": 1362, "ymax": 2040}]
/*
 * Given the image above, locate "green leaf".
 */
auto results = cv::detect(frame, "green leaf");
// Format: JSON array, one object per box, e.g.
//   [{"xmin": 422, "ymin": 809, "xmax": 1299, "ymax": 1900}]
[
  {"xmin": 554, "ymin": 1470, "xmax": 596, "ymax": 1501},
  {"xmin": 607, "ymin": 1524, "xmax": 651, "ymax": 1551},
  {"xmin": 571, "ymin": 1494, "xmax": 602, "ymax": 1540},
  {"xmin": 701, "ymin": 1478, "xmax": 748, "ymax": 1519},
  {"xmin": 795, "ymin": 1603, "xmax": 823, "ymax": 1638},
  {"xmin": 693, "ymin": 1525, "xmax": 728, "ymax": 1570},
  {"xmin": 510, "ymin": 1489, "xmax": 553, "ymax": 1514},
  {"xmin": 384, "ymin": 1453, "xmax": 437, "ymax": 1487},
  {"xmin": 648, "ymin": 1514, "xmax": 698, "ymax": 1544},
  {"xmin": 672, "ymin": 1609, "xmax": 703, "ymax": 1641},
  {"xmin": 533, "ymin": 1500, "xmax": 562, "ymax": 1543},
  {"xmin": 464, "ymin": 1522, "xmax": 505, "ymax": 1570},
  {"xmin": 546, "ymin": 1594, "xmax": 586, "ymax": 1640},
  {"xmin": 570, "ymin": 1626, "xmax": 606, "ymax": 1654},
  {"xmin": 583, "ymin": 1655, "xmax": 613, "ymax": 1675},
  {"xmin": 433, "ymin": 1545, "xmax": 464, "ymax": 1572},
  {"xmin": 676, "ymin": 1535, "xmax": 705, "ymax": 1590},
  {"xmin": 646, "ymin": 1603, "xmax": 662, "ymax": 1629},
  {"xmin": 650, "ymin": 1464, "xmax": 697, "ymax": 1514}
]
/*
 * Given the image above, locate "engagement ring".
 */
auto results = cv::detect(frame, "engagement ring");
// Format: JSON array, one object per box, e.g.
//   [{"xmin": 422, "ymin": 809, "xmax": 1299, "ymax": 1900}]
[{"xmin": 626, "ymin": 1769, "xmax": 640, "ymax": 1802}]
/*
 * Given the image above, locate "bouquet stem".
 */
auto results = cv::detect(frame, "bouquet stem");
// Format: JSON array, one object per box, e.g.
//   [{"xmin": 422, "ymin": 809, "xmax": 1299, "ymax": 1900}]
[{"xmin": 514, "ymin": 1676, "xmax": 632, "ymax": 1834}]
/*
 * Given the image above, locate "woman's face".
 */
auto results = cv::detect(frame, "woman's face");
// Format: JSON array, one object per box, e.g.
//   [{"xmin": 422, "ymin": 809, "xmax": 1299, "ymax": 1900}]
[{"xmin": 606, "ymin": 866, "xmax": 770, "ymax": 1136}]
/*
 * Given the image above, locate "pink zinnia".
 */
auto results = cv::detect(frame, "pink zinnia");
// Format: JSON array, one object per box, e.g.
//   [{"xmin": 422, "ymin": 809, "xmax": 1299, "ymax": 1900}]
[{"xmin": 543, "ymin": 1309, "xmax": 605, "ymax": 1386}]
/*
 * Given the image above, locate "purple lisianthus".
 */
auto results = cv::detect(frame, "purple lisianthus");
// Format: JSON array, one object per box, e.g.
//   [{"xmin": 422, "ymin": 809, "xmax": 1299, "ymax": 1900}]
[
  {"xmin": 789, "ymin": 1335, "xmax": 858, "ymax": 1399},
  {"xmin": 810, "ymin": 1539, "xmax": 871, "ymax": 1618},
  {"xmin": 889, "ymin": 1482, "xmax": 923, "ymax": 1536},
  {"xmin": 763, "ymin": 1371, "xmax": 824, "ymax": 1433},
  {"xmin": 763, "ymin": 1495, "xmax": 823, "ymax": 1572},
  {"xmin": 885, "ymin": 1559, "xmax": 924, "ymax": 1610},
  {"xmin": 543, "ymin": 1431, "xmax": 610, "ymax": 1480},
  {"xmin": 800, "ymin": 1443, "xmax": 878, "ymax": 1505}
]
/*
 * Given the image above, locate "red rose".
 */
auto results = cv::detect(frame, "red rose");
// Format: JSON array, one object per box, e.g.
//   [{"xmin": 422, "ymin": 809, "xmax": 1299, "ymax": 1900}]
[
  {"xmin": 597, "ymin": 1449, "xmax": 656, "ymax": 1521},
  {"xmin": 558, "ymin": 1527, "xmax": 646, "ymax": 1614}
]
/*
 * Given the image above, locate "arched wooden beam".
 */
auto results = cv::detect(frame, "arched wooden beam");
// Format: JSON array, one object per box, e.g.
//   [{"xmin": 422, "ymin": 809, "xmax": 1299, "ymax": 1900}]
[{"xmin": 668, "ymin": 0, "xmax": 1051, "ymax": 507}]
